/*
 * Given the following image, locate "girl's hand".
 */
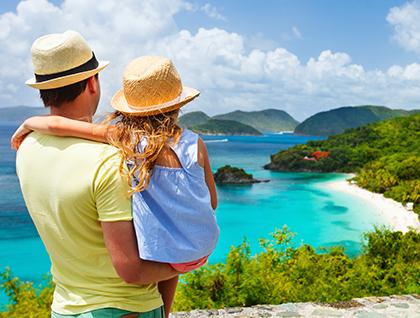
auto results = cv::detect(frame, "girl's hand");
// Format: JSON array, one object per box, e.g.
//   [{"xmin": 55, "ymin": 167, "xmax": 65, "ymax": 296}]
[{"xmin": 11, "ymin": 123, "xmax": 32, "ymax": 150}]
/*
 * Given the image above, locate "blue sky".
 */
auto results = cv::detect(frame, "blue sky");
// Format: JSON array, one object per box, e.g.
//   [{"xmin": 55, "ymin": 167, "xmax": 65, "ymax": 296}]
[
  {"xmin": 175, "ymin": 0, "xmax": 418, "ymax": 69},
  {"xmin": 0, "ymin": 0, "xmax": 419, "ymax": 119},
  {"xmin": 2, "ymin": 0, "xmax": 414, "ymax": 69}
]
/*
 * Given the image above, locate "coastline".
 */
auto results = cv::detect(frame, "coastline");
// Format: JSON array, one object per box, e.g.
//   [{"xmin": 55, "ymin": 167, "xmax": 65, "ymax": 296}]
[{"xmin": 321, "ymin": 174, "xmax": 420, "ymax": 233}]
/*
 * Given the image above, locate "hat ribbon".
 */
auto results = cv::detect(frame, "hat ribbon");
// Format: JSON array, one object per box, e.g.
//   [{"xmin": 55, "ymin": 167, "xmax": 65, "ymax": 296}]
[{"xmin": 34, "ymin": 52, "xmax": 99, "ymax": 83}]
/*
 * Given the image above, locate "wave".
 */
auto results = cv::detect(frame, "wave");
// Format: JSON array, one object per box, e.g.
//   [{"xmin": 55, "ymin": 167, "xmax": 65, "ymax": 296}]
[
  {"xmin": 204, "ymin": 138, "xmax": 228, "ymax": 143},
  {"xmin": 273, "ymin": 131, "xmax": 294, "ymax": 135}
]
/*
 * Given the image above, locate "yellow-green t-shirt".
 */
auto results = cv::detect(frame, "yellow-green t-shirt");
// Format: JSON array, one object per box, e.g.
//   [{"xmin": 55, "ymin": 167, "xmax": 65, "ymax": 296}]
[{"xmin": 16, "ymin": 132, "xmax": 163, "ymax": 315}]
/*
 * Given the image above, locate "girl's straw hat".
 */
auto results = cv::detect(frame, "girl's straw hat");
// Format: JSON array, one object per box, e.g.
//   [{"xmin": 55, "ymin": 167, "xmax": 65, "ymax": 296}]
[
  {"xmin": 111, "ymin": 56, "xmax": 200, "ymax": 116},
  {"xmin": 26, "ymin": 30, "xmax": 109, "ymax": 90}
]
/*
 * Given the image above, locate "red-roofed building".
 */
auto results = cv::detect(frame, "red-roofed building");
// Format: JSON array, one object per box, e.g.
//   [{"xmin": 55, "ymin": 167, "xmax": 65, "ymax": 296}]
[
  {"xmin": 312, "ymin": 151, "xmax": 329, "ymax": 160},
  {"xmin": 303, "ymin": 151, "xmax": 329, "ymax": 161}
]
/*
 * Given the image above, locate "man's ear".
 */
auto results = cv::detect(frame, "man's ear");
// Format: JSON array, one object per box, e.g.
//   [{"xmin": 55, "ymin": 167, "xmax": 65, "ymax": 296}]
[{"xmin": 87, "ymin": 76, "xmax": 98, "ymax": 94}]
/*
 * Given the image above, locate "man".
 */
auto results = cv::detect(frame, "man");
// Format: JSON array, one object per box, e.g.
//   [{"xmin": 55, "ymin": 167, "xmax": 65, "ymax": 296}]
[{"xmin": 16, "ymin": 30, "xmax": 178, "ymax": 317}]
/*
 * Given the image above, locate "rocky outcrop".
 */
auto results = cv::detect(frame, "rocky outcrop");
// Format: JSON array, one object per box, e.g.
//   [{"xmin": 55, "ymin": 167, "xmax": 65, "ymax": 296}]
[
  {"xmin": 214, "ymin": 165, "xmax": 269, "ymax": 185},
  {"xmin": 171, "ymin": 294, "xmax": 420, "ymax": 317}
]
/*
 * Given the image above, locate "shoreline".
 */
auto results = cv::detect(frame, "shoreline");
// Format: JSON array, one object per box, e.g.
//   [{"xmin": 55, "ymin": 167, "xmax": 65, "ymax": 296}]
[{"xmin": 321, "ymin": 174, "xmax": 420, "ymax": 233}]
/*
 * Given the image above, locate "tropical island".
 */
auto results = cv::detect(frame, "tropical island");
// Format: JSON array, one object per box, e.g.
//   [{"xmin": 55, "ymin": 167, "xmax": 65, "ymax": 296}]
[
  {"xmin": 2, "ymin": 105, "xmax": 418, "ymax": 137},
  {"xmin": 191, "ymin": 119, "xmax": 262, "ymax": 136},
  {"xmin": 265, "ymin": 114, "xmax": 420, "ymax": 217},
  {"xmin": 179, "ymin": 105, "xmax": 420, "ymax": 136},
  {"xmin": 1, "ymin": 109, "xmax": 420, "ymax": 317},
  {"xmin": 294, "ymin": 105, "xmax": 418, "ymax": 136},
  {"xmin": 179, "ymin": 108, "xmax": 299, "ymax": 135},
  {"xmin": 214, "ymin": 165, "xmax": 269, "ymax": 184}
]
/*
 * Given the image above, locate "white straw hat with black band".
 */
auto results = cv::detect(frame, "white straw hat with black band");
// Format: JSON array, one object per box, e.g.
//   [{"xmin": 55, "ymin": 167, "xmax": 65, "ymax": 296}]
[{"xmin": 26, "ymin": 30, "xmax": 109, "ymax": 90}]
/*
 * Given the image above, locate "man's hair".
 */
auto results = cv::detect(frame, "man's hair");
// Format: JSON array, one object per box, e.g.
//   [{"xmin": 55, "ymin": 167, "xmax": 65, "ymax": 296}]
[{"xmin": 39, "ymin": 74, "xmax": 98, "ymax": 107}]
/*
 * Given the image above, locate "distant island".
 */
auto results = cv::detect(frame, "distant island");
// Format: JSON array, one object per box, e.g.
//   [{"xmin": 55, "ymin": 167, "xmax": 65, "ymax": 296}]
[
  {"xmin": 179, "ymin": 109, "xmax": 299, "ymax": 135},
  {"xmin": 265, "ymin": 114, "xmax": 420, "ymax": 215},
  {"xmin": 212, "ymin": 109, "xmax": 299, "ymax": 133},
  {"xmin": 0, "ymin": 106, "xmax": 47, "ymax": 122},
  {"xmin": 178, "ymin": 111, "xmax": 210, "ymax": 127},
  {"xmin": 192, "ymin": 119, "xmax": 262, "ymax": 136},
  {"xmin": 2, "ymin": 105, "xmax": 419, "ymax": 137},
  {"xmin": 179, "ymin": 105, "xmax": 419, "ymax": 136},
  {"xmin": 294, "ymin": 105, "xmax": 419, "ymax": 136},
  {"xmin": 214, "ymin": 165, "xmax": 269, "ymax": 184}
]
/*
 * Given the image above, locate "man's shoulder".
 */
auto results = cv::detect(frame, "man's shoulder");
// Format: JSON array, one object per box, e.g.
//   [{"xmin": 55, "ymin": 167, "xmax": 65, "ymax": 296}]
[{"xmin": 18, "ymin": 132, "xmax": 122, "ymax": 168}]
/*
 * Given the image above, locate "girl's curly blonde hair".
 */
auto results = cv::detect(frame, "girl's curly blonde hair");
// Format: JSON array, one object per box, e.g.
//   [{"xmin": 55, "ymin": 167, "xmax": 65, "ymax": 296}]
[{"xmin": 106, "ymin": 109, "xmax": 182, "ymax": 194}]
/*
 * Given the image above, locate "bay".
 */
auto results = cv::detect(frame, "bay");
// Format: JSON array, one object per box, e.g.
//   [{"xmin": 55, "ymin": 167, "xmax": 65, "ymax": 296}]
[{"xmin": 0, "ymin": 124, "xmax": 388, "ymax": 305}]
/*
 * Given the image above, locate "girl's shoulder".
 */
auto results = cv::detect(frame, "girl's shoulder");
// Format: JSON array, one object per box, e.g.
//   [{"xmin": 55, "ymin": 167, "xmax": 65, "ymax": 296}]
[
  {"xmin": 171, "ymin": 129, "xmax": 201, "ymax": 170},
  {"xmin": 178, "ymin": 128, "xmax": 199, "ymax": 143}
]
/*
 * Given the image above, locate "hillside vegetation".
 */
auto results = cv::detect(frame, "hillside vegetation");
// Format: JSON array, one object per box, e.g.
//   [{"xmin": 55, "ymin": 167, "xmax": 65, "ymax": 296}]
[
  {"xmin": 179, "ymin": 109, "xmax": 299, "ymax": 134},
  {"xmin": 266, "ymin": 114, "xmax": 420, "ymax": 214},
  {"xmin": 179, "ymin": 111, "xmax": 210, "ymax": 127},
  {"xmin": 294, "ymin": 105, "xmax": 417, "ymax": 136},
  {"xmin": 213, "ymin": 109, "xmax": 299, "ymax": 132},
  {"xmin": 2, "ymin": 227, "xmax": 419, "ymax": 315},
  {"xmin": 191, "ymin": 119, "xmax": 262, "ymax": 135}
]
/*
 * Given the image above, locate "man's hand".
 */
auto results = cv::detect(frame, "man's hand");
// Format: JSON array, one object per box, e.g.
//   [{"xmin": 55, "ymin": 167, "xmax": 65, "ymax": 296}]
[
  {"xmin": 101, "ymin": 220, "xmax": 180, "ymax": 285},
  {"xmin": 11, "ymin": 123, "xmax": 32, "ymax": 150}
]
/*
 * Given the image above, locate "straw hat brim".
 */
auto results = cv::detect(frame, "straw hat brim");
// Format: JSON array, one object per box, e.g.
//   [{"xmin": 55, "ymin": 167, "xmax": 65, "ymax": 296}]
[
  {"xmin": 25, "ymin": 60, "xmax": 109, "ymax": 89},
  {"xmin": 111, "ymin": 86, "xmax": 200, "ymax": 116}
]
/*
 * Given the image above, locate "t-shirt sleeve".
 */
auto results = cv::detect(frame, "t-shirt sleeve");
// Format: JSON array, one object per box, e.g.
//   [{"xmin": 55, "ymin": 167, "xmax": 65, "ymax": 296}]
[{"xmin": 93, "ymin": 151, "xmax": 132, "ymax": 222}]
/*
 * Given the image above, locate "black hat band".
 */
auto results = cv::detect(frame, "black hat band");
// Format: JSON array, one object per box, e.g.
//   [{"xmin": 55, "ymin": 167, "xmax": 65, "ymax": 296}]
[{"xmin": 35, "ymin": 52, "xmax": 99, "ymax": 83}]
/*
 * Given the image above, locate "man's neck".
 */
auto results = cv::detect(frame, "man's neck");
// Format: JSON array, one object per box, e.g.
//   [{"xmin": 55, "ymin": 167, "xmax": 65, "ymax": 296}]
[{"xmin": 50, "ymin": 103, "xmax": 93, "ymax": 123}]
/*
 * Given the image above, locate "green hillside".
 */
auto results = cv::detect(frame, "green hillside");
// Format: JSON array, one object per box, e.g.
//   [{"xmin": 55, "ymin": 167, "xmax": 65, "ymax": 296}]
[
  {"xmin": 294, "ymin": 105, "xmax": 416, "ymax": 136},
  {"xmin": 213, "ymin": 109, "xmax": 299, "ymax": 132},
  {"xmin": 266, "ymin": 114, "xmax": 420, "ymax": 214},
  {"xmin": 0, "ymin": 106, "xmax": 47, "ymax": 122},
  {"xmin": 191, "ymin": 119, "xmax": 262, "ymax": 135},
  {"xmin": 178, "ymin": 111, "xmax": 210, "ymax": 128}
]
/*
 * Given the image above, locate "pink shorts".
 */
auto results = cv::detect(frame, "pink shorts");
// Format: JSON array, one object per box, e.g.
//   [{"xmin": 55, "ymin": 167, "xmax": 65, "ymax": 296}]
[{"xmin": 170, "ymin": 255, "xmax": 209, "ymax": 273}]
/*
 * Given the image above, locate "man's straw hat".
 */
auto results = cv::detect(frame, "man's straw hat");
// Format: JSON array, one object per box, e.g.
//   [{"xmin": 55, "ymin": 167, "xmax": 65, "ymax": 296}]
[
  {"xmin": 26, "ymin": 30, "xmax": 109, "ymax": 90},
  {"xmin": 111, "ymin": 56, "xmax": 199, "ymax": 116}
]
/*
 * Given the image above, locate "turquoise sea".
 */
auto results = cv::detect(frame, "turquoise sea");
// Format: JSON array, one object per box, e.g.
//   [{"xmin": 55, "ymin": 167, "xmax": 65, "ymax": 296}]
[{"xmin": 0, "ymin": 123, "xmax": 389, "ymax": 305}]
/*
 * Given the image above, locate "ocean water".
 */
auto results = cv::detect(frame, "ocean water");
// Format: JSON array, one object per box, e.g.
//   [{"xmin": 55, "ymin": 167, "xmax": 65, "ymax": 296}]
[{"xmin": 0, "ymin": 124, "xmax": 389, "ymax": 305}]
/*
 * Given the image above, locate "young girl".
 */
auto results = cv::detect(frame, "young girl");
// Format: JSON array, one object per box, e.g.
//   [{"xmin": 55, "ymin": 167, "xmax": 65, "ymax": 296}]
[{"xmin": 11, "ymin": 56, "xmax": 220, "ymax": 317}]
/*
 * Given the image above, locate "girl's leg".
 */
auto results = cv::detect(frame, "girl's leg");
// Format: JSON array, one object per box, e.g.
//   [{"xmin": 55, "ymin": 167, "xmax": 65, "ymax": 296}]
[{"xmin": 158, "ymin": 275, "xmax": 179, "ymax": 318}]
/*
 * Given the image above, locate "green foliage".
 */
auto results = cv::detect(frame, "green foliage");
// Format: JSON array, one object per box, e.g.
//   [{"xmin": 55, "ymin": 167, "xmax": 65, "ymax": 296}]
[
  {"xmin": 179, "ymin": 109, "xmax": 299, "ymax": 133},
  {"xmin": 267, "ymin": 114, "xmax": 420, "ymax": 215},
  {"xmin": 212, "ymin": 109, "xmax": 299, "ymax": 132},
  {"xmin": 173, "ymin": 227, "xmax": 420, "ymax": 311},
  {"xmin": 1, "ymin": 228, "xmax": 419, "ymax": 315},
  {"xmin": 178, "ymin": 111, "xmax": 210, "ymax": 128},
  {"xmin": 213, "ymin": 165, "xmax": 254, "ymax": 184},
  {"xmin": 191, "ymin": 119, "xmax": 262, "ymax": 135},
  {"xmin": 294, "ymin": 105, "xmax": 415, "ymax": 136},
  {"xmin": 0, "ymin": 268, "xmax": 53, "ymax": 318}
]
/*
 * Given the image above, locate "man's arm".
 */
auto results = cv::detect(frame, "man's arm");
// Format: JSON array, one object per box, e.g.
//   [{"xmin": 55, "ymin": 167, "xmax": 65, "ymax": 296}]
[
  {"xmin": 101, "ymin": 220, "xmax": 179, "ymax": 285},
  {"xmin": 95, "ymin": 151, "xmax": 178, "ymax": 285}
]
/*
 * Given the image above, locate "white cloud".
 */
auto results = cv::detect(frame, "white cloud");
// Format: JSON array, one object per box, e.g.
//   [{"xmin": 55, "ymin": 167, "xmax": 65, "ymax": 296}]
[
  {"xmin": 387, "ymin": 1, "xmax": 420, "ymax": 53},
  {"xmin": 388, "ymin": 63, "xmax": 420, "ymax": 80},
  {"xmin": 200, "ymin": 3, "xmax": 226, "ymax": 21},
  {"xmin": 292, "ymin": 26, "xmax": 302, "ymax": 39},
  {"xmin": 0, "ymin": 0, "xmax": 419, "ymax": 121},
  {"xmin": 183, "ymin": 2, "xmax": 226, "ymax": 21}
]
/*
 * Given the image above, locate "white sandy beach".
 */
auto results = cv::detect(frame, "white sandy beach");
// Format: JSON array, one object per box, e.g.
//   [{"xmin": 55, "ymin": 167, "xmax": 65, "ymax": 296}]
[{"xmin": 322, "ymin": 174, "xmax": 420, "ymax": 233}]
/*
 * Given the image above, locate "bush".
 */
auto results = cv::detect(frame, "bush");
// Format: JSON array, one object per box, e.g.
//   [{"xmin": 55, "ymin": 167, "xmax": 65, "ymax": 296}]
[
  {"xmin": 2, "ymin": 227, "xmax": 419, "ymax": 315},
  {"xmin": 0, "ymin": 269, "xmax": 53, "ymax": 318},
  {"xmin": 173, "ymin": 226, "xmax": 420, "ymax": 311}
]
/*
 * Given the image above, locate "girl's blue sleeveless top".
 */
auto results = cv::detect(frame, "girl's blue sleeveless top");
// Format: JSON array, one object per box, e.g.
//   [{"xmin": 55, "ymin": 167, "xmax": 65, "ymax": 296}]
[{"xmin": 132, "ymin": 129, "xmax": 220, "ymax": 263}]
